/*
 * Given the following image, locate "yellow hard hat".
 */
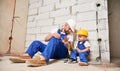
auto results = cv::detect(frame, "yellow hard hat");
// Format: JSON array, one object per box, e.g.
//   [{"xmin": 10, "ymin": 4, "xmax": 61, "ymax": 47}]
[{"xmin": 77, "ymin": 29, "xmax": 88, "ymax": 37}]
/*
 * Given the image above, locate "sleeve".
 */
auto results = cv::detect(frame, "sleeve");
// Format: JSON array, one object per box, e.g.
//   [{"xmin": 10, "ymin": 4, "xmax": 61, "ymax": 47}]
[
  {"xmin": 50, "ymin": 28, "xmax": 58, "ymax": 34},
  {"xmin": 84, "ymin": 41, "xmax": 91, "ymax": 48}
]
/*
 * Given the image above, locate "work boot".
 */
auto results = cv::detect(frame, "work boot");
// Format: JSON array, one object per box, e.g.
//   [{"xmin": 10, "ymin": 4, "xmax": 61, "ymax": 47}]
[
  {"xmin": 26, "ymin": 57, "xmax": 47, "ymax": 67},
  {"xmin": 68, "ymin": 59, "xmax": 78, "ymax": 64},
  {"xmin": 9, "ymin": 55, "xmax": 31, "ymax": 63},
  {"xmin": 79, "ymin": 62, "xmax": 88, "ymax": 66}
]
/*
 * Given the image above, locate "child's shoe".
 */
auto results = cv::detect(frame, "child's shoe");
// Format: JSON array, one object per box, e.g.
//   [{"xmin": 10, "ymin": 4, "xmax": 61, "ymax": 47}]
[
  {"xmin": 79, "ymin": 62, "xmax": 88, "ymax": 66},
  {"xmin": 68, "ymin": 59, "xmax": 78, "ymax": 63},
  {"xmin": 64, "ymin": 58, "xmax": 69, "ymax": 63}
]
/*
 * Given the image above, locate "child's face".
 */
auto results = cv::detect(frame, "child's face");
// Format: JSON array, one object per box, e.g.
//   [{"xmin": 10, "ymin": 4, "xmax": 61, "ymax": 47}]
[{"xmin": 78, "ymin": 35, "xmax": 87, "ymax": 42}]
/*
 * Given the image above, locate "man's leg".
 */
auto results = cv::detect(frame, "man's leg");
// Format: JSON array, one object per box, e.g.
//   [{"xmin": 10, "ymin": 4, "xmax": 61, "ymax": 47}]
[
  {"xmin": 26, "ymin": 40, "xmax": 46, "ymax": 58},
  {"xmin": 41, "ymin": 37, "xmax": 62, "ymax": 63},
  {"xmin": 26, "ymin": 37, "xmax": 68, "ymax": 66},
  {"xmin": 9, "ymin": 40, "xmax": 46, "ymax": 63}
]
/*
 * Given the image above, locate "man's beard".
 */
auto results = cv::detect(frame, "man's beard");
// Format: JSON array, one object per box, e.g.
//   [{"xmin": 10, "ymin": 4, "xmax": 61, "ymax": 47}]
[{"xmin": 64, "ymin": 30, "xmax": 69, "ymax": 35}]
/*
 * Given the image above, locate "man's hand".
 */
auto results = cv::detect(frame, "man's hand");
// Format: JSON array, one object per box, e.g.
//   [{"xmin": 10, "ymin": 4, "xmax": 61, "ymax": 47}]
[
  {"xmin": 45, "ymin": 33, "xmax": 60, "ymax": 42},
  {"xmin": 53, "ymin": 33, "xmax": 60, "ymax": 39},
  {"xmin": 62, "ymin": 37, "xmax": 69, "ymax": 45}
]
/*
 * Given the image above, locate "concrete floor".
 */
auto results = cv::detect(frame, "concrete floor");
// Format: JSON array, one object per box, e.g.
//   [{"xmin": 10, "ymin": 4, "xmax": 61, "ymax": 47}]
[{"xmin": 0, "ymin": 56, "xmax": 120, "ymax": 71}]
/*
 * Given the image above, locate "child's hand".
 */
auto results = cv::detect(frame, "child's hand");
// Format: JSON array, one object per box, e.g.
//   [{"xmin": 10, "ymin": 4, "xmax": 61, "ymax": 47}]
[
  {"xmin": 76, "ymin": 47, "xmax": 82, "ymax": 53},
  {"xmin": 76, "ymin": 47, "xmax": 90, "ymax": 53}
]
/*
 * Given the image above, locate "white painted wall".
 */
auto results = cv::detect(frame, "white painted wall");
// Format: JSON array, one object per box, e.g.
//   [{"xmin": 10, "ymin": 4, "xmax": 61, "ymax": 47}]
[{"xmin": 26, "ymin": 0, "xmax": 110, "ymax": 63}]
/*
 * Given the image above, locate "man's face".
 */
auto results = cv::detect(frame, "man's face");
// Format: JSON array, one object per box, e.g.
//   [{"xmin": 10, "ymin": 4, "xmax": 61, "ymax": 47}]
[{"xmin": 64, "ymin": 23, "xmax": 72, "ymax": 34}]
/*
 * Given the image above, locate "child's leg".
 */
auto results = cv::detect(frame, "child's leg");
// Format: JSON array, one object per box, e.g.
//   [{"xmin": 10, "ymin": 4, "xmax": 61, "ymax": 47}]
[
  {"xmin": 79, "ymin": 52, "xmax": 89, "ymax": 66},
  {"xmin": 70, "ymin": 49, "xmax": 78, "ymax": 60},
  {"xmin": 68, "ymin": 49, "xmax": 79, "ymax": 63}
]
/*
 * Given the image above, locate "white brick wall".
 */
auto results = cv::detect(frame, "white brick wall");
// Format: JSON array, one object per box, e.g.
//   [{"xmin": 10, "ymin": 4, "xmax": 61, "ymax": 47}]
[
  {"xmin": 56, "ymin": 0, "xmax": 76, "ymax": 9},
  {"xmin": 77, "ymin": 11, "xmax": 96, "ymax": 22},
  {"xmin": 72, "ymin": 2, "xmax": 95, "ymax": 14},
  {"xmin": 29, "ymin": 1, "xmax": 40, "ymax": 9},
  {"xmin": 77, "ymin": 0, "xmax": 93, "ymax": 4},
  {"xmin": 26, "ymin": 0, "xmax": 110, "ymax": 63},
  {"xmin": 43, "ymin": 0, "xmax": 59, "ymax": 6},
  {"xmin": 28, "ymin": 8, "xmax": 38, "ymax": 16},
  {"xmin": 54, "ymin": 15, "xmax": 76, "ymax": 25},
  {"xmin": 36, "ymin": 12, "xmax": 49, "ymax": 20},
  {"xmin": 40, "ymin": 25, "xmax": 58, "ymax": 33},
  {"xmin": 27, "ymin": 16, "xmax": 35, "ymax": 22},
  {"xmin": 37, "ymin": 19, "xmax": 53, "ymax": 26},
  {"xmin": 39, "ymin": 4, "xmax": 54, "ymax": 13},
  {"xmin": 76, "ymin": 21, "xmax": 97, "ymax": 30},
  {"xmin": 50, "ymin": 8, "xmax": 70, "ymax": 17}
]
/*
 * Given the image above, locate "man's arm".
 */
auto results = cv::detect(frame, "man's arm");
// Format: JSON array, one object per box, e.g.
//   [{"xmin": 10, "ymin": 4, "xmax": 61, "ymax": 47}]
[
  {"xmin": 45, "ymin": 33, "xmax": 60, "ymax": 42},
  {"xmin": 45, "ymin": 33, "xmax": 53, "ymax": 42}
]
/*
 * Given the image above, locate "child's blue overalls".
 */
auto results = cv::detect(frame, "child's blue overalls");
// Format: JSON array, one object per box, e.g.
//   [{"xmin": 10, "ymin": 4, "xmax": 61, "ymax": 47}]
[
  {"xmin": 70, "ymin": 41, "xmax": 90, "ymax": 63},
  {"xmin": 25, "ymin": 29, "xmax": 68, "ymax": 63}
]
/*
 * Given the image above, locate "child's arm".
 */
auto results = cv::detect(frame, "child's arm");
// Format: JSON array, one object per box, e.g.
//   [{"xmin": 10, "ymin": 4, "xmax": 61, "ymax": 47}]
[{"xmin": 76, "ymin": 47, "xmax": 90, "ymax": 53}]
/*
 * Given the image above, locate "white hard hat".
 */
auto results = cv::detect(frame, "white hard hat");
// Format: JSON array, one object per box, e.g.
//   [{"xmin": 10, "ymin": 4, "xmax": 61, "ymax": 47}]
[{"xmin": 66, "ymin": 19, "xmax": 76, "ymax": 32}]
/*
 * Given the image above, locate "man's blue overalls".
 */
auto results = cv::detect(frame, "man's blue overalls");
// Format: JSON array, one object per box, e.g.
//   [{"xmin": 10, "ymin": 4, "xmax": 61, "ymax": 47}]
[
  {"xmin": 70, "ymin": 41, "xmax": 90, "ymax": 63},
  {"xmin": 25, "ymin": 29, "xmax": 68, "ymax": 63}
]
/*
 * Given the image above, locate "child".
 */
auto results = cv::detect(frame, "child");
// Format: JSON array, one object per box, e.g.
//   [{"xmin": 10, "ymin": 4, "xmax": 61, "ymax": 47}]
[{"xmin": 69, "ymin": 29, "xmax": 90, "ymax": 66}]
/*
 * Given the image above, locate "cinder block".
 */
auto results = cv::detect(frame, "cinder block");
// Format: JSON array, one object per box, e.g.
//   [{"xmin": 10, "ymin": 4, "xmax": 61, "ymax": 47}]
[
  {"xmin": 77, "ymin": 11, "xmax": 96, "ymax": 22},
  {"xmin": 101, "ymin": 51, "xmax": 110, "ymax": 63},
  {"xmin": 76, "ymin": 21, "xmax": 97, "ymax": 31},
  {"xmin": 28, "ymin": 8, "xmax": 38, "ymax": 16},
  {"xmin": 36, "ymin": 34, "xmax": 47, "ymax": 41},
  {"xmin": 96, "ymin": 0, "xmax": 106, "ymax": 11},
  {"xmin": 29, "ymin": 0, "xmax": 39, "ymax": 4},
  {"xmin": 98, "ymin": 29, "xmax": 108, "ymax": 40},
  {"xmin": 27, "ymin": 28, "xmax": 35, "ymax": 34},
  {"xmin": 39, "ymin": 4, "xmax": 54, "ymax": 13},
  {"xmin": 27, "ymin": 16, "xmax": 35, "ymax": 22},
  {"xmin": 27, "ymin": 22, "xmax": 36, "ymax": 28},
  {"xmin": 104, "ymin": 0, "xmax": 108, "ymax": 10},
  {"xmin": 56, "ymin": 0, "xmax": 76, "ymax": 9},
  {"xmin": 37, "ymin": 19, "xmax": 53, "ymax": 27},
  {"xmin": 34, "ymin": 27, "xmax": 41, "ymax": 34},
  {"xmin": 98, "ymin": 19, "xmax": 107, "ymax": 30},
  {"xmin": 43, "ymin": 0, "xmax": 59, "ymax": 6},
  {"xmin": 72, "ymin": 2, "xmax": 95, "ymax": 14},
  {"xmin": 100, "ymin": 40, "xmax": 110, "ymax": 53},
  {"xmin": 25, "ymin": 40, "xmax": 33, "ymax": 48},
  {"xmin": 36, "ymin": 12, "xmax": 49, "ymax": 20},
  {"xmin": 50, "ymin": 8, "xmax": 70, "ymax": 17},
  {"xmin": 29, "ymin": 1, "xmax": 39, "ymax": 9},
  {"xmin": 41, "ymin": 25, "xmax": 58, "ymax": 33},
  {"xmin": 88, "ymin": 30, "xmax": 98, "ymax": 40},
  {"xmin": 90, "ymin": 41, "xmax": 99, "ymax": 52},
  {"xmin": 98, "ymin": 10, "xmax": 108, "ymax": 19},
  {"xmin": 54, "ymin": 15, "xmax": 76, "ymax": 25},
  {"xmin": 26, "ymin": 34, "xmax": 36, "ymax": 41},
  {"xmin": 77, "ymin": 0, "xmax": 93, "ymax": 4},
  {"xmin": 105, "ymin": 40, "xmax": 110, "ymax": 52}
]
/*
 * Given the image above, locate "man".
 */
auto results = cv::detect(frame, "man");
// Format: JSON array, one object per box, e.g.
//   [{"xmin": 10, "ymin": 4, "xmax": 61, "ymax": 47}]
[{"xmin": 9, "ymin": 19, "xmax": 76, "ymax": 67}]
